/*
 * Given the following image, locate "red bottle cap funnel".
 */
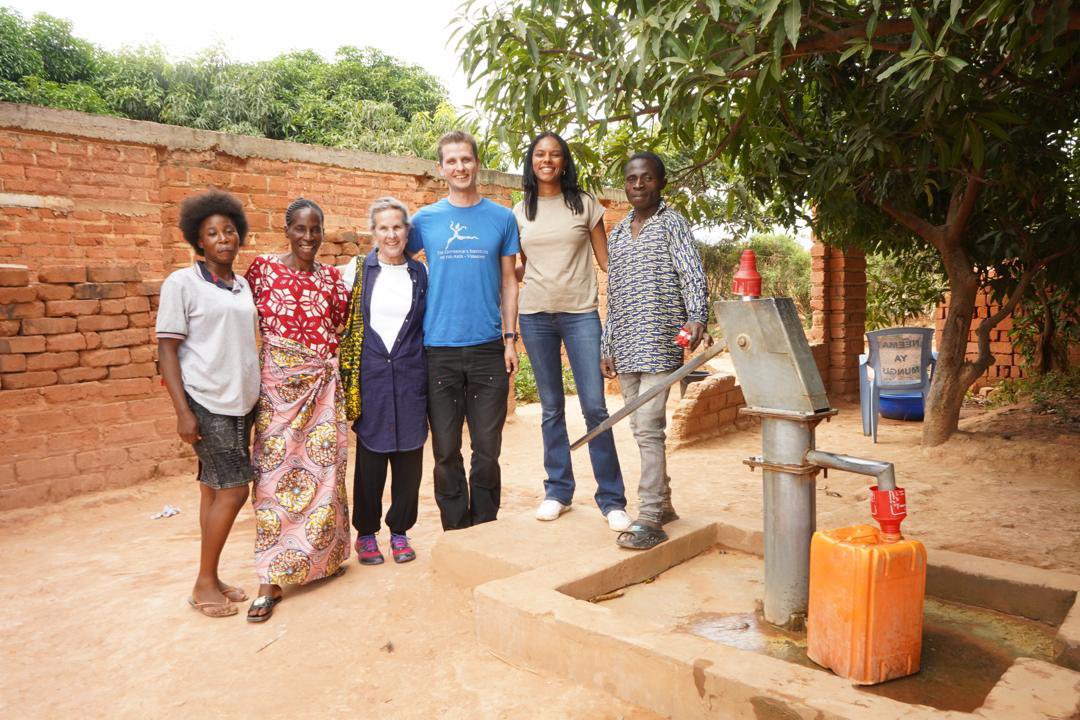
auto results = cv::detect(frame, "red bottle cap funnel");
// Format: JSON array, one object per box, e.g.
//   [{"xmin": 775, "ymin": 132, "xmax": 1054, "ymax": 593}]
[
  {"xmin": 732, "ymin": 249, "xmax": 762, "ymax": 298},
  {"xmin": 870, "ymin": 485, "xmax": 907, "ymax": 542}
]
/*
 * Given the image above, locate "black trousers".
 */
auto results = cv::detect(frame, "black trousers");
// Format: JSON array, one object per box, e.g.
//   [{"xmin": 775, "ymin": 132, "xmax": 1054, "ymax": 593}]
[
  {"xmin": 351, "ymin": 443, "xmax": 423, "ymax": 536},
  {"xmin": 426, "ymin": 341, "xmax": 509, "ymax": 530}
]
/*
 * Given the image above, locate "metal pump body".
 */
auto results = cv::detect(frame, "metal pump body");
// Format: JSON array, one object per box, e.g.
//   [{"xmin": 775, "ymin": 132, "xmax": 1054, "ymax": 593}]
[{"xmin": 715, "ymin": 297, "xmax": 899, "ymax": 628}]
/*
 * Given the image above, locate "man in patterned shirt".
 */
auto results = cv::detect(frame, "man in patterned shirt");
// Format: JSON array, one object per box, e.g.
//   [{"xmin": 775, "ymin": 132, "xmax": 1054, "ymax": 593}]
[{"xmin": 601, "ymin": 151, "xmax": 709, "ymax": 550}]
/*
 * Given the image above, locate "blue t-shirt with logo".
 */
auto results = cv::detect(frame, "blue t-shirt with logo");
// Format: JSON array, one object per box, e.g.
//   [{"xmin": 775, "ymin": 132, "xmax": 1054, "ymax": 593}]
[{"xmin": 407, "ymin": 198, "xmax": 520, "ymax": 346}]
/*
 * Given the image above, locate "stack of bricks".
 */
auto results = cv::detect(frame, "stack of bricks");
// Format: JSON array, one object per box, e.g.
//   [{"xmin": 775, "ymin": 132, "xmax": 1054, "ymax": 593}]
[
  {"xmin": 935, "ymin": 289, "xmax": 1022, "ymax": 388},
  {"xmin": 809, "ymin": 240, "xmax": 867, "ymax": 399},
  {"xmin": 0, "ymin": 262, "xmax": 192, "ymax": 510},
  {"xmin": 668, "ymin": 372, "xmax": 751, "ymax": 448}
]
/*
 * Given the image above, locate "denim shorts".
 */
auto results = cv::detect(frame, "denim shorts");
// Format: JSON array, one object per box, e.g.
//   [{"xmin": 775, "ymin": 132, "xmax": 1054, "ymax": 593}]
[{"xmin": 186, "ymin": 394, "xmax": 255, "ymax": 490}]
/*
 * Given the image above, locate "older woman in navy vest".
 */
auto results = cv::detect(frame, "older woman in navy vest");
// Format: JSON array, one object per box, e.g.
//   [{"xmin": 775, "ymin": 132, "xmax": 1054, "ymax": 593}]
[{"xmin": 341, "ymin": 197, "xmax": 428, "ymax": 564}]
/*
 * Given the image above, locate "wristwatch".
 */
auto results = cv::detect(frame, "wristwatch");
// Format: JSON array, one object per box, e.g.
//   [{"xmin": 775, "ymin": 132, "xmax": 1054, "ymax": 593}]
[{"xmin": 503, "ymin": 332, "xmax": 518, "ymax": 342}]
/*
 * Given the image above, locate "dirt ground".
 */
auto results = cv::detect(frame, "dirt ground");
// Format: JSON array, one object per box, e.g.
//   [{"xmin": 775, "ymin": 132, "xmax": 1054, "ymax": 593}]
[{"xmin": 1, "ymin": 388, "xmax": 1078, "ymax": 719}]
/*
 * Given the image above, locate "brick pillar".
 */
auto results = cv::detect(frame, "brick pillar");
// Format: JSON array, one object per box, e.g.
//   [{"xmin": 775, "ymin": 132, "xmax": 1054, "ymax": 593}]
[{"xmin": 810, "ymin": 240, "xmax": 866, "ymax": 400}]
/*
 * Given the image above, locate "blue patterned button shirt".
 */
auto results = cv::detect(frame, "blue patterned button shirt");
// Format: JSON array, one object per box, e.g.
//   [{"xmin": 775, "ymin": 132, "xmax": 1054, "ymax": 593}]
[{"xmin": 601, "ymin": 202, "xmax": 709, "ymax": 373}]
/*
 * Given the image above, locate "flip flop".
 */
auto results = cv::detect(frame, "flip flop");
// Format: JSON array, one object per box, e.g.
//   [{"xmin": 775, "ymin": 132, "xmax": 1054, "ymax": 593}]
[
  {"xmin": 188, "ymin": 596, "xmax": 237, "ymax": 618},
  {"xmin": 616, "ymin": 522, "xmax": 669, "ymax": 550},
  {"xmin": 220, "ymin": 583, "xmax": 248, "ymax": 602},
  {"xmin": 246, "ymin": 593, "xmax": 282, "ymax": 623}
]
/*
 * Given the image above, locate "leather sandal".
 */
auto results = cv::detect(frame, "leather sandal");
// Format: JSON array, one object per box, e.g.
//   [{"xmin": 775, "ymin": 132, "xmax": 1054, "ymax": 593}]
[
  {"xmin": 246, "ymin": 593, "xmax": 282, "ymax": 623},
  {"xmin": 616, "ymin": 521, "xmax": 669, "ymax": 550},
  {"xmin": 188, "ymin": 596, "xmax": 237, "ymax": 618}
]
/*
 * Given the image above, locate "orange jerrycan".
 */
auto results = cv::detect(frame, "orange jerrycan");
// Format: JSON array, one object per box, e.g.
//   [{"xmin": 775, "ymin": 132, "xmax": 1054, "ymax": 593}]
[{"xmin": 806, "ymin": 523, "xmax": 927, "ymax": 685}]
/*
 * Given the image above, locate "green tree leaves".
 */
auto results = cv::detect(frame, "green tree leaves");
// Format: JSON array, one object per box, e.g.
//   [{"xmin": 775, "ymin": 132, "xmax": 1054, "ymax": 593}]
[
  {"xmin": 866, "ymin": 245, "xmax": 948, "ymax": 330},
  {"xmin": 457, "ymin": 0, "xmax": 1079, "ymax": 442},
  {"xmin": 0, "ymin": 8, "xmax": 44, "ymax": 82},
  {"xmin": 0, "ymin": 6, "xmax": 470, "ymax": 162}
]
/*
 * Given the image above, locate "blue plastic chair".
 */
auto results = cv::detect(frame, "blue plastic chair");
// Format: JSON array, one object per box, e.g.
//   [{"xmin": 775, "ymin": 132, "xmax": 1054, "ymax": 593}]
[{"xmin": 859, "ymin": 328, "xmax": 936, "ymax": 443}]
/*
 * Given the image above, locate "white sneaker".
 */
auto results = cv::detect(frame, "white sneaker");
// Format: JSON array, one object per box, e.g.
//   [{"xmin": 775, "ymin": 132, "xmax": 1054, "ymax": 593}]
[
  {"xmin": 536, "ymin": 499, "xmax": 571, "ymax": 521},
  {"xmin": 606, "ymin": 509, "xmax": 632, "ymax": 532}
]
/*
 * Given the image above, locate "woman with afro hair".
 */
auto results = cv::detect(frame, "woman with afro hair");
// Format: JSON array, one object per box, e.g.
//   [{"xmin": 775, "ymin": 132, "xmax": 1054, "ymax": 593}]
[{"xmin": 156, "ymin": 189, "xmax": 260, "ymax": 618}]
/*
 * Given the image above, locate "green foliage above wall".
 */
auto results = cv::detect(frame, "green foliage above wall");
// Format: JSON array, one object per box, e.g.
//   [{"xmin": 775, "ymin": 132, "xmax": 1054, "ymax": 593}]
[{"xmin": 0, "ymin": 7, "xmax": 486, "ymax": 164}]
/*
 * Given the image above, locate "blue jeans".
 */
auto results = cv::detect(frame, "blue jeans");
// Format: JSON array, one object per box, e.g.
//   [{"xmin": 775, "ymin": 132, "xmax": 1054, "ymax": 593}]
[{"xmin": 519, "ymin": 311, "xmax": 626, "ymax": 513}]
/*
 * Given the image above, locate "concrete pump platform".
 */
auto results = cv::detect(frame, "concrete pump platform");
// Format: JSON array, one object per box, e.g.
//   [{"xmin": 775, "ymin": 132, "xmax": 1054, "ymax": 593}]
[{"xmin": 433, "ymin": 510, "xmax": 1080, "ymax": 719}]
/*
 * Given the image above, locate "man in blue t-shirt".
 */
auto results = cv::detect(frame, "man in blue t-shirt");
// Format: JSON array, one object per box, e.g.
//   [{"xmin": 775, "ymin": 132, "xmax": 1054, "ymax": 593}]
[{"xmin": 407, "ymin": 130, "xmax": 520, "ymax": 530}]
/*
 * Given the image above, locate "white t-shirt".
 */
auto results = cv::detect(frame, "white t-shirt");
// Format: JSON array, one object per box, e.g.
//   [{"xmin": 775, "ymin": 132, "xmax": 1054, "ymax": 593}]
[
  {"xmin": 338, "ymin": 256, "xmax": 360, "ymax": 293},
  {"xmin": 370, "ymin": 261, "xmax": 413, "ymax": 349},
  {"xmin": 155, "ymin": 265, "xmax": 260, "ymax": 416}
]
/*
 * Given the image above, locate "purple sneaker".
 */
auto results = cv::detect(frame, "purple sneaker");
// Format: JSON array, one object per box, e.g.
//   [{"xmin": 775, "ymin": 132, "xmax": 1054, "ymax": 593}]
[
  {"xmin": 356, "ymin": 534, "xmax": 384, "ymax": 565},
  {"xmin": 390, "ymin": 533, "xmax": 416, "ymax": 564}
]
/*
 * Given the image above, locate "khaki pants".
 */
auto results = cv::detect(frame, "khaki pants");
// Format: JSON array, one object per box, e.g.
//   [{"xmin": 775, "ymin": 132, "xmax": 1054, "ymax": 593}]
[{"xmin": 617, "ymin": 371, "xmax": 673, "ymax": 523}]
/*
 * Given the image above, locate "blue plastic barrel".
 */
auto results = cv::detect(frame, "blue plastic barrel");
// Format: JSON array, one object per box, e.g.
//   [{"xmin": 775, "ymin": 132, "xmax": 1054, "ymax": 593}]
[{"xmin": 879, "ymin": 391, "xmax": 925, "ymax": 421}]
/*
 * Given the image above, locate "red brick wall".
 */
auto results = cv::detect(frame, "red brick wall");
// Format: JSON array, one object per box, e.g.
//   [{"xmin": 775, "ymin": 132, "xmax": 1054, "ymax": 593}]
[
  {"xmin": 668, "ymin": 372, "xmax": 752, "ymax": 448},
  {"xmin": 809, "ymin": 240, "xmax": 867, "ymax": 400},
  {"xmin": 0, "ymin": 103, "xmax": 631, "ymax": 510},
  {"xmin": 0, "ymin": 140, "xmax": 163, "ymax": 270},
  {"xmin": 0, "ymin": 261, "xmax": 189, "ymax": 508},
  {"xmin": 932, "ymin": 287, "xmax": 1061, "ymax": 389},
  {"xmin": 0, "ymin": 140, "xmax": 515, "ymax": 276}
]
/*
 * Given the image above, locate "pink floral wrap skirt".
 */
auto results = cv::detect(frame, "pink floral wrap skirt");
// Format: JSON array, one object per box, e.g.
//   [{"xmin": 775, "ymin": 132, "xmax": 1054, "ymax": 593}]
[{"xmin": 251, "ymin": 335, "xmax": 350, "ymax": 585}]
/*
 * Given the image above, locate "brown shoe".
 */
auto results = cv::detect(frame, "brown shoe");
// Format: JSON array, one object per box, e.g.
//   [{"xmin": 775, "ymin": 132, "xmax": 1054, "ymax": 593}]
[{"xmin": 188, "ymin": 596, "xmax": 237, "ymax": 618}]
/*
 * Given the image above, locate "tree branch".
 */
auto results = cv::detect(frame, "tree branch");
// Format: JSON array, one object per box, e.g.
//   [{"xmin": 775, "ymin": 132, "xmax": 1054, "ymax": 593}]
[
  {"xmin": 879, "ymin": 199, "xmax": 944, "ymax": 250},
  {"xmin": 700, "ymin": 6, "xmax": 1080, "ymax": 86},
  {"xmin": 538, "ymin": 104, "xmax": 661, "ymax": 125},
  {"xmin": 692, "ymin": 1, "xmax": 739, "ymax": 32},
  {"xmin": 587, "ymin": 105, "xmax": 660, "ymax": 126},
  {"xmin": 538, "ymin": 49, "xmax": 598, "ymax": 63},
  {"xmin": 944, "ymin": 171, "xmax": 983, "ymax": 245},
  {"xmin": 670, "ymin": 110, "xmax": 747, "ymax": 184},
  {"xmin": 966, "ymin": 246, "xmax": 1073, "ymax": 384}
]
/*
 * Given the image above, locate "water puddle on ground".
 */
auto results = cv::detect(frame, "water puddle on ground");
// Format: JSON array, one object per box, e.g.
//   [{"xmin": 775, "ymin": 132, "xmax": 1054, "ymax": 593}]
[{"xmin": 679, "ymin": 598, "xmax": 1057, "ymax": 713}]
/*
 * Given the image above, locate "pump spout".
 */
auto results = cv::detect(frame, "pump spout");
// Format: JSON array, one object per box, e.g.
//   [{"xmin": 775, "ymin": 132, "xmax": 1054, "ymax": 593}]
[
  {"xmin": 803, "ymin": 450, "xmax": 896, "ymax": 491},
  {"xmin": 805, "ymin": 449, "xmax": 906, "ymax": 541}
]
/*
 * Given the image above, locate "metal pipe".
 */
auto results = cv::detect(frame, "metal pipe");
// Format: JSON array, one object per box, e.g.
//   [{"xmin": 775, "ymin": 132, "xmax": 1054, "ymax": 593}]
[
  {"xmin": 569, "ymin": 341, "xmax": 726, "ymax": 450},
  {"xmin": 805, "ymin": 450, "xmax": 896, "ymax": 491},
  {"xmin": 761, "ymin": 417, "xmax": 817, "ymax": 628}
]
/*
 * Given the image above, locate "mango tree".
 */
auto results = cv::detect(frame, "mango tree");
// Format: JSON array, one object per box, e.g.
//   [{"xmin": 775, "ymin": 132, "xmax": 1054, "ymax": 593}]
[{"xmin": 457, "ymin": 0, "xmax": 1080, "ymax": 445}]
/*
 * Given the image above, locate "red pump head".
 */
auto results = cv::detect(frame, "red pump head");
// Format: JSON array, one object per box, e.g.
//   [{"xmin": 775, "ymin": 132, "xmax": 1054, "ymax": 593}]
[{"xmin": 732, "ymin": 249, "xmax": 762, "ymax": 299}]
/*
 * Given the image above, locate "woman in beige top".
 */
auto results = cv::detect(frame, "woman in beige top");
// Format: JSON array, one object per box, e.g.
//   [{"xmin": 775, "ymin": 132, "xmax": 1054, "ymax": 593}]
[{"xmin": 513, "ymin": 131, "xmax": 629, "ymax": 532}]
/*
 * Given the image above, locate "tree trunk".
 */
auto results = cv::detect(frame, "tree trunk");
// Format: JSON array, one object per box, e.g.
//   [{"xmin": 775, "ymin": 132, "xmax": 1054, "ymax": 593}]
[
  {"xmin": 880, "ymin": 172, "xmax": 995, "ymax": 446},
  {"xmin": 922, "ymin": 254, "xmax": 983, "ymax": 446},
  {"xmin": 1036, "ymin": 283, "xmax": 1056, "ymax": 375}
]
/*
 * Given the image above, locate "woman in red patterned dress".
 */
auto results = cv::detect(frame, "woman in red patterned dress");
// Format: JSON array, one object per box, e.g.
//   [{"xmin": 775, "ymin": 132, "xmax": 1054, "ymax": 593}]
[{"xmin": 244, "ymin": 198, "xmax": 351, "ymax": 622}]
